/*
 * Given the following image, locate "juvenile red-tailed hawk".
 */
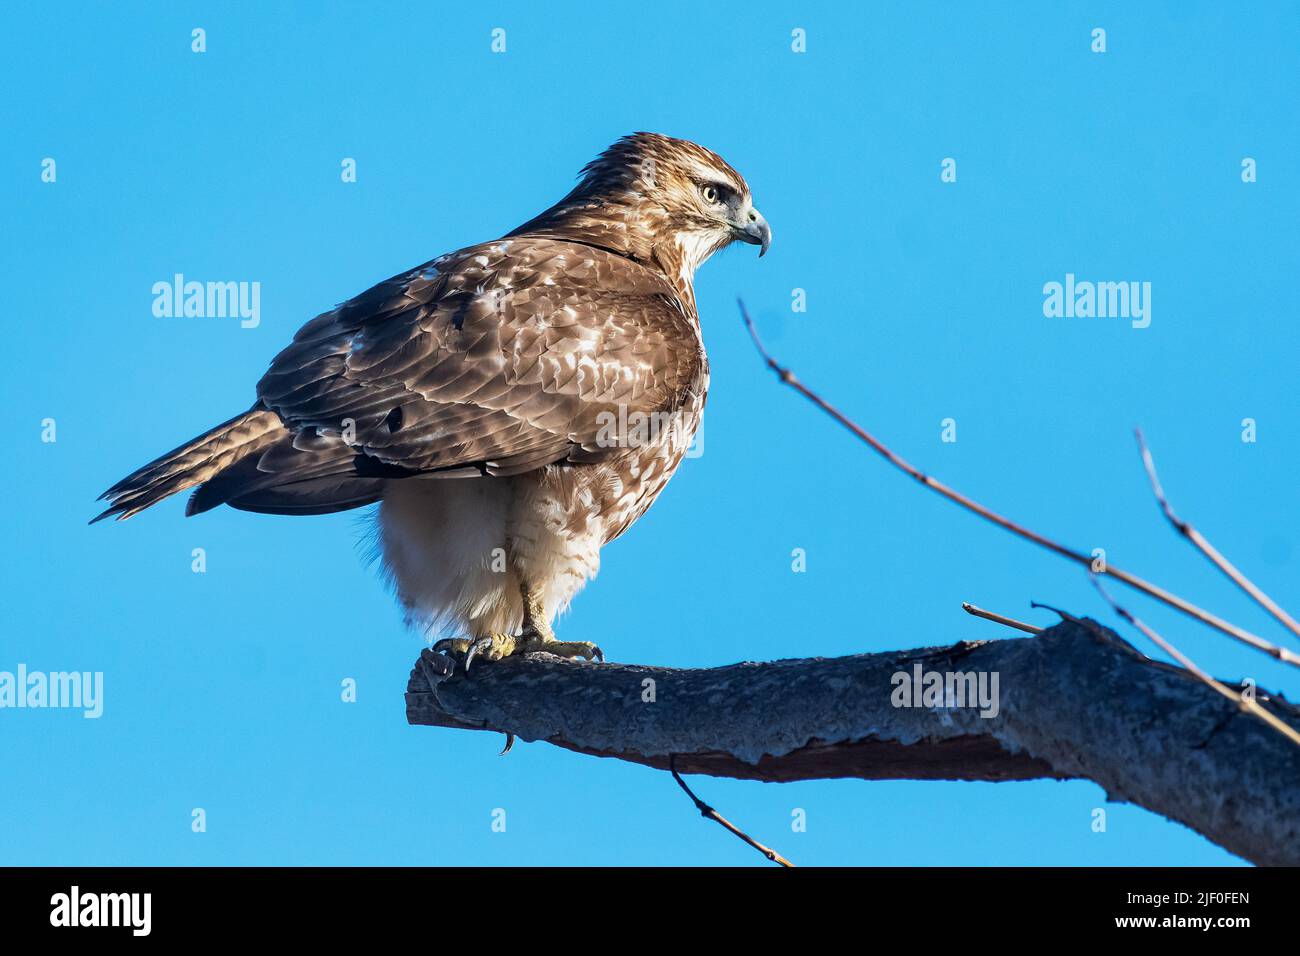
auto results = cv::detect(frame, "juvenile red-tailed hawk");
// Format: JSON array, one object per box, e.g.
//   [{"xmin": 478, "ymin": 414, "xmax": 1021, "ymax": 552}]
[{"xmin": 95, "ymin": 132, "xmax": 770, "ymax": 665}]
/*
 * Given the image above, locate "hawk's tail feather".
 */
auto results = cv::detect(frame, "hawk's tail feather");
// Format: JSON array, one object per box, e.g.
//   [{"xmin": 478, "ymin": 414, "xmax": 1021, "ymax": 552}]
[{"xmin": 91, "ymin": 408, "xmax": 285, "ymax": 523}]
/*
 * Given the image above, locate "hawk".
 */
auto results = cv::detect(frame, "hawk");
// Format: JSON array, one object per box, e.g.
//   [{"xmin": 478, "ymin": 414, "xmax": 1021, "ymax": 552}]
[{"xmin": 95, "ymin": 132, "xmax": 770, "ymax": 665}]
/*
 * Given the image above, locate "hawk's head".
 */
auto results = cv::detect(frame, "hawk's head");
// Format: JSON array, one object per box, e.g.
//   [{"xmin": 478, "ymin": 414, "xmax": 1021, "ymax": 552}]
[{"xmin": 514, "ymin": 132, "xmax": 771, "ymax": 297}]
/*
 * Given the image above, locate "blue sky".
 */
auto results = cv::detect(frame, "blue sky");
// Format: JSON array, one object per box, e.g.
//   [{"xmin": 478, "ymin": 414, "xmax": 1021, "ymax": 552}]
[{"xmin": 2, "ymin": 2, "xmax": 1296, "ymax": 865}]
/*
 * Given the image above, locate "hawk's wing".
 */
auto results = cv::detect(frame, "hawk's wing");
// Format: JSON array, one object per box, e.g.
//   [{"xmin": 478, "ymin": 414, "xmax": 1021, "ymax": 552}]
[{"xmin": 187, "ymin": 237, "xmax": 703, "ymax": 515}]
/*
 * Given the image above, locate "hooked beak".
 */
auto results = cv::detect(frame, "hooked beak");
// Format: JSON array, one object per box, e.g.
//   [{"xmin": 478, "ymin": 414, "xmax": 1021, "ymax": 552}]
[{"xmin": 735, "ymin": 207, "xmax": 772, "ymax": 257}]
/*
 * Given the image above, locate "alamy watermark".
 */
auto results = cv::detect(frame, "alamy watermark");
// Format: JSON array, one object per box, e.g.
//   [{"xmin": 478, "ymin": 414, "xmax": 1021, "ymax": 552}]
[
  {"xmin": 0, "ymin": 664, "xmax": 103, "ymax": 718},
  {"xmin": 1042, "ymin": 273, "xmax": 1151, "ymax": 329},
  {"xmin": 152, "ymin": 274, "xmax": 260, "ymax": 328},
  {"xmin": 50, "ymin": 886, "xmax": 150, "ymax": 936},
  {"xmin": 593, "ymin": 406, "xmax": 703, "ymax": 458},
  {"xmin": 891, "ymin": 663, "xmax": 1000, "ymax": 718}
]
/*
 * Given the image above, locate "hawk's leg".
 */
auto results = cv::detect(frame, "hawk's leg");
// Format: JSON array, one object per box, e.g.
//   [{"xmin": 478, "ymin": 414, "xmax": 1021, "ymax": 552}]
[
  {"xmin": 434, "ymin": 582, "xmax": 602, "ymax": 669},
  {"xmin": 516, "ymin": 583, "xmax": 603, "ymax": 663}
]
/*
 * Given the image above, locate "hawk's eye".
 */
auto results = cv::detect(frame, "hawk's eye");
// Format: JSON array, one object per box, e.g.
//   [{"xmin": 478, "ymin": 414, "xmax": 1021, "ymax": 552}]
[{"xmin": 700, "ymin": 184, "xmax": 720, "ymax": 204}]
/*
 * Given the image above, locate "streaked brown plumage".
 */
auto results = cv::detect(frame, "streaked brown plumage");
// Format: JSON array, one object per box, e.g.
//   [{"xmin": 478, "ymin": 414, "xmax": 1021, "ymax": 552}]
[{"xmin": 96, "ymin": 132, "xmax": 769, "ymax": 658}]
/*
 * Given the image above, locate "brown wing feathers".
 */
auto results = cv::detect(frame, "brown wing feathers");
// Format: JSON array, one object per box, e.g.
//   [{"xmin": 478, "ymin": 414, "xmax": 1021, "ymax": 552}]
[{"xmin": 94, "ymin": 237, "xmax": 701, "ymax": 522}]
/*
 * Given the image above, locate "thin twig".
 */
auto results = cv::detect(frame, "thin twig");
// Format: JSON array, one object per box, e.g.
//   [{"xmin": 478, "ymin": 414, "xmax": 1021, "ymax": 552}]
[
  {"xmin": 1030, "ymin": 601, "xmax": 1084, "ymax": 624},
  {"xmin": 1090, "ymin": 577, "xmax": 1300, "ymax": 748},
  {"xmin": 962, "ymin": 602, "xmax": 1043, "ymax": 634},
  {"xmin": 1135, "ymin": 427, "xmax": 1300, "ymax": 641},
  {"xmin": 737, "ymin": 299, "xmax": 1300, "ymax": 669},
  {"xmin": 668, "ymin": 755, "xmax": 794, "ymax": 867}
]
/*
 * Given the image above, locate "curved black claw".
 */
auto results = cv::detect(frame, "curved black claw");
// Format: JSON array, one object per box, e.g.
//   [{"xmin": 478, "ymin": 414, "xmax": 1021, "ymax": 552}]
[
  {"xmin": 499, "ymin": 733, "xmax": 516, "ymax": 756},
  {"xmin": 431, "ymin": 637, "xmax": 459, "ymax": 655},
  {"xmin": 462, "ymin": 635, "xmax": 495, "ymax": 672}
]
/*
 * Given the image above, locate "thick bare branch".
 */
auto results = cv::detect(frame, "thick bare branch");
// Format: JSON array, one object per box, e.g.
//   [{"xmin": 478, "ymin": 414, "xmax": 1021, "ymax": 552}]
[{"xmin": 408, "ymin": 619, "xmax": 1300, "ymax": 866}]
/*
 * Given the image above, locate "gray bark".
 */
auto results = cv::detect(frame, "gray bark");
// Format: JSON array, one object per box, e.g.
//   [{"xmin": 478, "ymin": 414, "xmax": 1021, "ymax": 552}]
[{"xmin": 406, "ymin": 618, "xmax": 1300, "ymax": 866}]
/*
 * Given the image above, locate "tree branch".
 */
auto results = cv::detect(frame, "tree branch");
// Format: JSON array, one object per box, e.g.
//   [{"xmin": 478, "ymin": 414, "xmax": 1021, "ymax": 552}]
[
  {"xmin": 736, "ymin": 300, "xmax": 1300, "ymax": 669},
  {"xmin": 1134, "ymin": 427, "xmax": 1300, "ymax": 641},
  {"xmin": 961, "ymin": 602, "xmax": 1044, "ymax": 634},
  {"xmin": 669, "ymin": 755, "xmax": 794, "ymax": 867},
  {"xmin": 407, "ymin": 619, "xmax": 1300, "ymax": 866},
  {"xmin": 1090, "ymin": 575, "xmax": 1300, "ymax": 748}
]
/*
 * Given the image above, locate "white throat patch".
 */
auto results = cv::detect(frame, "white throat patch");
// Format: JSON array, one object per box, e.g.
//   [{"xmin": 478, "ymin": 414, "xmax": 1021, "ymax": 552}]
[{"xmin": 674, "ymin": 230, "xmax": 724, "ymax": 286}]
